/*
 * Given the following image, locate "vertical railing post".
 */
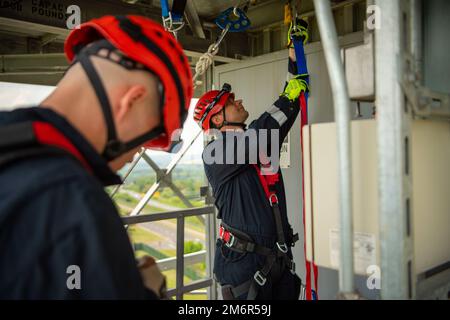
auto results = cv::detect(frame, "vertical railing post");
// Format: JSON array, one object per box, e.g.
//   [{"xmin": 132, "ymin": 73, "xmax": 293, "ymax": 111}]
[
  {"xmin": 176, "ymin": 214, "xmax": 185, "ymax": 300},
  {"xmin": 375, "ymin": 0, "xmax": 414, "ymax": 299}
]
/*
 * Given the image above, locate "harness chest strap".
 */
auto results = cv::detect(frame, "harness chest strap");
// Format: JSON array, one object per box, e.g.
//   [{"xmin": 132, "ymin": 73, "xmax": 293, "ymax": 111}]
[{"xmin": 253, "ymin": 164, "xmax": 297, "ymax": 252}]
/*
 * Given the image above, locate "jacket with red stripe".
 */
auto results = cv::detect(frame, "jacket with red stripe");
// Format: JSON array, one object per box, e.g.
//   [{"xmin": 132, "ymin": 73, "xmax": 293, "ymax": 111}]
[
  {"xmin": 0, "ymin": 107, "xmax": 156, "ymax": 299},
  {"xmin": 203, "ymin": 58, "xmax": 300, "ymax": 288}
]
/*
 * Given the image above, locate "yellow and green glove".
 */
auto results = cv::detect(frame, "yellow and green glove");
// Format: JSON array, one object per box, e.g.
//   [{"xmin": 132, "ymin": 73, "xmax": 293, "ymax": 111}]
[
  {"xmin": 287, "ymin": 18, "xmax": 309, "ymax": 48},
  {"xmin": 281, "ymin": 74, "xmax": 309, "ymax": 102}
]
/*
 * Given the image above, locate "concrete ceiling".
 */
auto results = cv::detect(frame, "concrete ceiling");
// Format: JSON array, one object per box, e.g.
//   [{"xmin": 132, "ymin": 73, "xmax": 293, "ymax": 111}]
[
  {"xmin": 0, "ymin": 0, "xmax": 367, "ymax": 88},
  {"xmin": 0, "ymin": 0, "xmax": 281, "ymax": 39},
  {"xmin": 148, "ymin": 0, "xmax": 279, "ymax": 19},
  {"xmin": 0, "ymin": 0, "xmax": 366, "ymax": 52},
  {"xmin": 0, "ymin": 0, "xmax": 288, "ymax": 57},
  {"xmin": 176, "ymin": 0, "xmax": 288, "ymax": 29}
]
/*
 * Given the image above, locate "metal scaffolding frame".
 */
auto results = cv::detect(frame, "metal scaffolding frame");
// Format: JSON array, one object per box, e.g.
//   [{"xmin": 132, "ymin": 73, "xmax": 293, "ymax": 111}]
[
  {"xmin": 402, "ymin": 0, "xmax": 450, "ymax": 121},
  {"xmin": 375, "ymin": 0, "xmax": 414, "ymax": 299},
  {"xmin": 377, "ymin": 0, "xmax": 450, "ymax": 300},
  {"xmin": 113, "ymin": 130, "xmax": 217, "ymax": 300},
  {"xmin": 313, "ymin": 0, "xmax": 449, "ymax": 300},
  {"xmin": 312, "ymin": 0, "xmax": 417, "ymax": 300}
]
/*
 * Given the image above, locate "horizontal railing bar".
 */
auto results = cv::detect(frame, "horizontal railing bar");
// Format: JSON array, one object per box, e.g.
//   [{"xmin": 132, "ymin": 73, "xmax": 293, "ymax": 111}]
[
  {"xmin": 122, "ymin": 206, "xmax": 214, "ymax": 225},
  {"xmin": 157, "ymin": 251, "xmax": 206, "ymax": 272},
  {"xmin": 166, "ymin": 279, "xmax": 213, "ymax": 298},
  {"xmin": 186, "ymin": 290, "xmax": 208, "ymax": 295}
]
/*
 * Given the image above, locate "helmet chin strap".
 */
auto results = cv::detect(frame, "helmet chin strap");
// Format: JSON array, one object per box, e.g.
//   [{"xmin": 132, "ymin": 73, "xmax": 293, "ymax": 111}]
[
  {"xmin": 217, "ymin": 106, "xmax": 246, "ymax": 130},
  {"xmin": 74, "ymin": 41, "xmax": 165, "ymax": 161}
]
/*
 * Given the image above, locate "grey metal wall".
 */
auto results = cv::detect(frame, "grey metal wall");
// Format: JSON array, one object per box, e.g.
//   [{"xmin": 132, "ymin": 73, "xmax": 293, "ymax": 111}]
[
  {"xmin": 214, "ymin": 31, "xmax": 380, "ymax": 299},
  {"xmin": 423, "ymin": 0, "xmax": 450, "ymax": 94}
]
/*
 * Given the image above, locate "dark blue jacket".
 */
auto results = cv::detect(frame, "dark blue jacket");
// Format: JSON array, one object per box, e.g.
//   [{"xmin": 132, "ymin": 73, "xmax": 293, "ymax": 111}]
[
  {"xmin": 203, "ymin": 58, "xmax": 301, "ymax": 297},
  {"xmin": 0, "ymin": 107, "xmax": 156, "ymax": 299}
]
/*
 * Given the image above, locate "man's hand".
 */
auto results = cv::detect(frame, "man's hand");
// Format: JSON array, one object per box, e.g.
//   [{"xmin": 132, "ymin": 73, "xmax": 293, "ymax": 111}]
[
  {"xmin": 281, "ymin": 75, "xmax": 309, "ymax": 102},
  {"xmin": 287, "ymin": 18, "xmax": 309, "ymax": 48},
  {"xmin": 137, "ymin": 256, "xmax": 167, "ymax": 299}
]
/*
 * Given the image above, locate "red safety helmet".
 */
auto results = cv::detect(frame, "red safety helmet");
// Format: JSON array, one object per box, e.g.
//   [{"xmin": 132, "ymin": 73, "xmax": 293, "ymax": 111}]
[
  {"xmin": 64, "ymin": 15, "xmax": 193, "ymax": 158},
  {"xmin": 194, "ymin": 85, "xmax": 234, "ymax": 131}
]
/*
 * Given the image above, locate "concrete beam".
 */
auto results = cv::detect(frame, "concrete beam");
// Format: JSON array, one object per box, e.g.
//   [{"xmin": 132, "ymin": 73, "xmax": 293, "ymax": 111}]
[
  {"xmin": 248, "ymin": 0, "xmax": 366, "ymax": 33},
  {"xmin": 184, "ymin": 0, "xmax": 206, "ymax": 39},
  {"xmin": 0, "ymin": 50, "xmax": 237, "ymax": 87},
  {"xmin": 0, "ymin": 71, "xmax": 64, "ymax": 86},
  {"xmin": 0, "ymin": 50, "xmax": 237, "ymax": 72},
  {"xmin": 0, "ymin": 17, "xmax": 69, "ymax": 41}
]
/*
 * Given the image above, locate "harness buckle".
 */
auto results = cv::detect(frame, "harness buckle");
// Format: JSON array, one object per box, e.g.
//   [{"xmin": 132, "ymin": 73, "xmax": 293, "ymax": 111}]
[
  {"xmin": 269, "ymin": 194, "xmax": 278, "ymax": 206},
  {"xmin": 253, "ymin": 271, "xmax": 267, "ymax": 286},
  {"xmin": 219, "ymin": 226, "xmax": 236, "ymax": 248},
  {"xmin": 225, "ymin": 233, "xmax": 236, "ymax": 248},
  {"xmin": 277, "ymin": 242, "xmax": 288, "ymax": 253}
]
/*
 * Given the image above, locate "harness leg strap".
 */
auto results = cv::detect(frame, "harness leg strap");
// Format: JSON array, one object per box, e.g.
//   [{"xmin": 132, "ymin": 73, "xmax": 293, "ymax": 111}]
[
  {"xmin": 221, "ymin": 280, "xmax": 253, "ymax": 300},
  {"xmin": 247, "ymin": 253, "xmax": 277, "ymax": 300},
  {"xmin": 271, "ymin": 200, "xmax": 288, "ymax": 253}
]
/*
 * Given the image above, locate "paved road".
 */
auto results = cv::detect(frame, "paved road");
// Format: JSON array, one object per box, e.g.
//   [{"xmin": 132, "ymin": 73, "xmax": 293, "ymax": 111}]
[
  {"xmin": 140, "ymin": 220, "xmax": 205, "ymax": 251},
  {"xmin": 117, "ymin": 200, "xmax": 206, "ymax": 252},
  {"xmin": 121, "ymin": 189, "xmax": 181, "ymax": 212}
]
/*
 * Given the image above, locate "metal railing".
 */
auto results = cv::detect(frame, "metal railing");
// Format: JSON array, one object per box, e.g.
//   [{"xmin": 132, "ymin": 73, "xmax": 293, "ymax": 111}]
[
  {"xmin": 111, "ymin": 127, "xmax": 214, "ymax": 300},
  {"xmin": 156, "ymin": 250, "xmax": 207, "ymax": 272},
  {"xmin": 123, "ymin": 206, "xmax": 216, "ymax": 300}
]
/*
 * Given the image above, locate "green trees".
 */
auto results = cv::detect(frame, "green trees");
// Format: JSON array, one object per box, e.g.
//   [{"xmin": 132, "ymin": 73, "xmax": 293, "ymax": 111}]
[{"xmin": 184, "ymin": 241, "xmax": 203, "ymax": 254}]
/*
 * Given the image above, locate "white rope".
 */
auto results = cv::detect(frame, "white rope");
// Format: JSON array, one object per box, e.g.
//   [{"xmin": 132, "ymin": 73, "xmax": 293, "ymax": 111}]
[
  {"xmin": 192, "ymin": 43, "xmax": 220, "ymax": 89},
  {"xmin": 190, "ymin": 0, "xmax": 248, "ymax": 89}
]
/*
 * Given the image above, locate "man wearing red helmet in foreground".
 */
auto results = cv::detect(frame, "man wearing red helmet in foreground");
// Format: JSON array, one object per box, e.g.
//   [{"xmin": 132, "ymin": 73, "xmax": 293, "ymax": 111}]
[
  {"xmin": 0, "ymin": 16, "xmax": 192, "ymax": 299},
  {"xmin": 194, "ymin": 19, "xmax": 309, "ymax": 300}
]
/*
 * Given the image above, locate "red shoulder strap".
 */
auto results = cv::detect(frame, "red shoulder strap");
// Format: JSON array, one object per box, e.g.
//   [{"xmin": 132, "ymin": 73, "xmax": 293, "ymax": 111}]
[
  {"xmin": 253, "ymin": 164, "xmax": 279, "ymax": 200},
  {"xmin": 32, "ymin": 121, "xmax": 92, "ymax": 173}
]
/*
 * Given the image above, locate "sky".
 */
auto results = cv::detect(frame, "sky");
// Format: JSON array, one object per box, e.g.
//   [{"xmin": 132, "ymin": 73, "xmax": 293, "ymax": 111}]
[
  {"xmin": 0, "ymin": 82, "xmax": 55, "ymax": 111},
  {"xmin": 0, "ymin": 81, "xmax": 204, "ymax": 161}
]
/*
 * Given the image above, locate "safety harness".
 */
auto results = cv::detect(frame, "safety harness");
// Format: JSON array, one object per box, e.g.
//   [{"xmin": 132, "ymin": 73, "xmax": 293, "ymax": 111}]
[
  {"xmin": 218, "ymin": 165, "xmax": 299, "ymax": 300},
  {"xmin": 0, "ymin": 121, "xmax": 91, "ymax": 172}
]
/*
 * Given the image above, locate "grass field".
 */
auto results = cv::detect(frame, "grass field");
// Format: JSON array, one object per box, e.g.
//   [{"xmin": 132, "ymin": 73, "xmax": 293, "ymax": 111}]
[{"xmin": 128, "ymin": 225, "xmax": 164, "ymax": 244}]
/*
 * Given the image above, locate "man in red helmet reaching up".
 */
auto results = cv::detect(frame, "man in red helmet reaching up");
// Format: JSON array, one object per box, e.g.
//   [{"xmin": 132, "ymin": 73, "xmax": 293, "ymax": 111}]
[
  {"xmin": 194, "ymin": 19, "xmax": 309, "ymax": 300},
  {"xmin": 0, "ymin": 16, "xmax": 192, "ymax": 299}
]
